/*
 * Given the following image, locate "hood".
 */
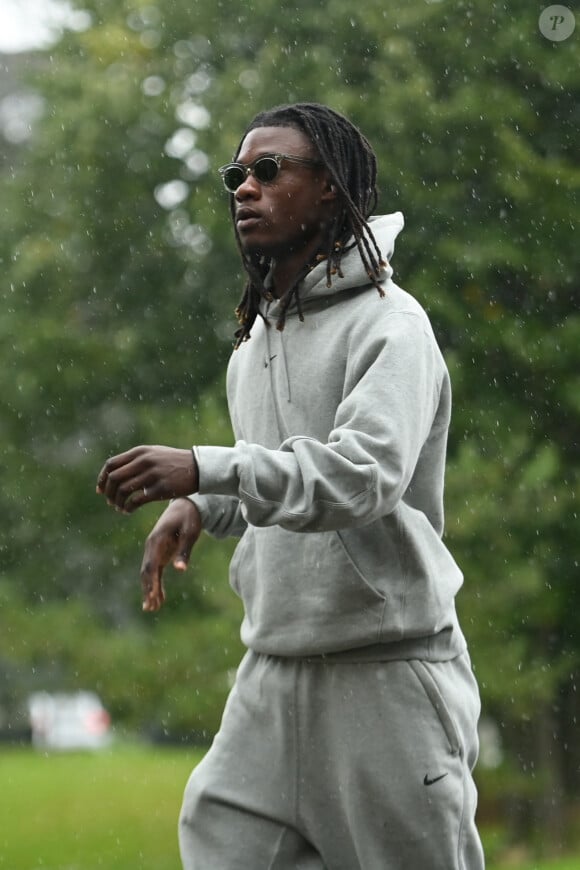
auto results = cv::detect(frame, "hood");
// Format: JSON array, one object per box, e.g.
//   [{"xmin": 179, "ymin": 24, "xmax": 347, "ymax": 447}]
[
  {"xmin": 302, "ymin": 211, "xmax": 404, "ymax": 299},
  {"xmin": 263, "ymin": 213, "xmax": 404, "ymax": 319}
]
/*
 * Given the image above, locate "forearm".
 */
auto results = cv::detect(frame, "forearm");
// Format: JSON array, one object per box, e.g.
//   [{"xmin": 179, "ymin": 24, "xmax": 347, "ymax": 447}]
[{"xmin": 195, "ymin": 433, "xmax": 409, "ymax": 533}]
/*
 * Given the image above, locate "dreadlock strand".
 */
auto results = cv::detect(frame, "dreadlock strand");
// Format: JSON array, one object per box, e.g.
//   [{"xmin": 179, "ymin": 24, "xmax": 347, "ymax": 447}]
[{"xmin": 276, "ymin": 259, "xmax": 312, "ymax": 330}]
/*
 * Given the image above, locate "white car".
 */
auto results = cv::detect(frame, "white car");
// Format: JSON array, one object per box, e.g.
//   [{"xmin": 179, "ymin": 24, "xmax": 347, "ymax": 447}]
[{"xmin": 27, "ymin": 691, "xmax": 112, "ymax": 751}]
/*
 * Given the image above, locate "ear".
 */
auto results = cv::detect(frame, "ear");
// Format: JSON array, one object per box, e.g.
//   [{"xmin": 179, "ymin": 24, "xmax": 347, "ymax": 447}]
[{"xmin": 320, "ymin": 177, "xmax": 338, "ymax": 203}]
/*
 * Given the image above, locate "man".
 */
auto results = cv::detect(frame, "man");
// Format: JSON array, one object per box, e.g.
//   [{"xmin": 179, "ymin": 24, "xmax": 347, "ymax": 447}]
[{"xmin": 97, "ymin": 102, "xmax": 484, "ymax": 869}]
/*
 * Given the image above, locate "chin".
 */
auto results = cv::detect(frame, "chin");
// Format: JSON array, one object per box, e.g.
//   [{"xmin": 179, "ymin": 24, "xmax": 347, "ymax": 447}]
[{"xmin": 240, "ymin": 235, "xmax": 273, "ymax": 259}]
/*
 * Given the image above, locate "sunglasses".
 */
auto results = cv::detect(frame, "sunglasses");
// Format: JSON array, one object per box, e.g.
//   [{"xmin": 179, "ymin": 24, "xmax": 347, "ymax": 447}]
[{"xmin": 218, "ymin": 153, "xmax": 322, "ymax": 193}]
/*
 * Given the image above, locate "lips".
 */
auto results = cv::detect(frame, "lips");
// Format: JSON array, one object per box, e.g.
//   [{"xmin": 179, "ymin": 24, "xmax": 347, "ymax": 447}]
[{"xmin": 235, "ymin": 207, "xmax": 262, "ymax": 229}]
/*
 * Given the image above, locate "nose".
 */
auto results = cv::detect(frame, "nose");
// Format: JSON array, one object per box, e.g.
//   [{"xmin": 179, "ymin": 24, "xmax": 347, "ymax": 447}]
[{"xmin": 234, "ymin": 171, "xmax": 261, "ymax": 201}]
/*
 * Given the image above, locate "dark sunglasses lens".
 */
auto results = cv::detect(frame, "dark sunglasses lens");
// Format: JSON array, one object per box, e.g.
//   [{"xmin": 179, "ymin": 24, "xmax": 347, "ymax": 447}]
[
  {"xmin": 253, "ymin": 157, "xmax": 280, "ymax": 184},
  {"xmin": 223, "ymin": 166, "xmax": 245, "ymax": 191}
]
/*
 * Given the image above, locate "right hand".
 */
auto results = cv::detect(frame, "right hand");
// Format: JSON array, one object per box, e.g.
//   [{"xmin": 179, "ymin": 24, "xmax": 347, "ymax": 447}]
[{"xmin": 140, "ymin": 498, "xmax": 202, "ymax": 613}]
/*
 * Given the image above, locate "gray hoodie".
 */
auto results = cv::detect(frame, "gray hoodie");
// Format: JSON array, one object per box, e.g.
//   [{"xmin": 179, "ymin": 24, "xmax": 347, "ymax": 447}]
[{"xmin": 191, "ymin": 213, "xmax": 467, "ymax": 662}]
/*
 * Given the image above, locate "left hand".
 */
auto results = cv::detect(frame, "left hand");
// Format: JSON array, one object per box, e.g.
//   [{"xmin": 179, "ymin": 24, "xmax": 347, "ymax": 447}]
[
  {"xmin": 96, "ymin": 445, "xmax": 198, "ymax": 513},
  {"xmin": 139, "ymin": 498, "xmax": 203, "ymax": 612}
]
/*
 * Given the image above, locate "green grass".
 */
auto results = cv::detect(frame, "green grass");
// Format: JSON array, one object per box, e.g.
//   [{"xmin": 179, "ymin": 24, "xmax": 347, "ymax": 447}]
[
  {"xmin": 1, "ymin": 746, "xmax": 579, "ymax": 869},
  {"xmin": 482, "ymin": 826, "xmax": 580, "ymax": 870},
  {"xmin": 0, "ymin": 744, "xmax": 204, "ymax": 870},
  {"xmin": 491, "ymin": 862, "xmax": 580, "ymax": 870}
]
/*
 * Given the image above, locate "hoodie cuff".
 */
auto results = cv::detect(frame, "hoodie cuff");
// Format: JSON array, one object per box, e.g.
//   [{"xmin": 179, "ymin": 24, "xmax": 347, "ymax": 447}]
[{"xmin": 193, "ymin": 444, "xmax": 241, "ymax": 497}]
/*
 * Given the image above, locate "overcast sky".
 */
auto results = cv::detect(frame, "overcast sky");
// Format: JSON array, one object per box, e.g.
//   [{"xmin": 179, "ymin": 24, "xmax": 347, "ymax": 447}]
[{"xmin": 0, "ymin": 0, "xmax": 88, "ymax": 53}]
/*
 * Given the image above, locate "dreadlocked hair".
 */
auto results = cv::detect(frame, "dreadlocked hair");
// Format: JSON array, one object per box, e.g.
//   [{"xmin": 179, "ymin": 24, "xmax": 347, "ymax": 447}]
[{"xmin": 230, "ymin": 103, "xmax": 387, "ymax": 348}]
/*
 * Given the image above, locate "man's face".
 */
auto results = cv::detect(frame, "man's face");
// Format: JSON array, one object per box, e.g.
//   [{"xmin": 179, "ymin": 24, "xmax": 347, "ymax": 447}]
[{"xmin": 232, "ymin": 125, "xmax": 336, "ymax": 260}]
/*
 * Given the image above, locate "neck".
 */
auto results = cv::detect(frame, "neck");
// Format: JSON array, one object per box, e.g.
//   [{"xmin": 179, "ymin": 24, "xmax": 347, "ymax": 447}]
[{"xmin": 270, "ymin": 237, "xmax": 325, "ymax": 298}]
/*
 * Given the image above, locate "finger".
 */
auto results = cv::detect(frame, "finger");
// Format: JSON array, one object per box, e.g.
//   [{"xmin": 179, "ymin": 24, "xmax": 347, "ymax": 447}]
[
  {"xmin": 119, "ymin": 479, "xmax": 157, "ymax": 515},
  {"xmin": 171, "ymin": 501, "xmax": 201, "ymax": 570},
  {"xmin": 97, "ymin": 447, "xmax": 151, "ymax": 499},
  {"xmin": 140, "ymin": 528, "xmax": 176, "ymax": 610},
  {"xmin": 173, "ymin": 529, "xmax": 197, "ymax": 571},
  {"xmin": 173, "ymin": 544, "xmax": 193, "ymax": 571},
  {"xmin": 143, "ymin": 576, "xmax": 165, "ymax": 612},
  {"xmin": 96, "ymin": 447, "xmax": 143, "ymax": 494},
  {"xmin": 104, "ymin": 467, "xmax": 151, "ymax": 512},
  {"xmin": 140, "ymin": 558, "xmax": 166, "ymax": 612}
]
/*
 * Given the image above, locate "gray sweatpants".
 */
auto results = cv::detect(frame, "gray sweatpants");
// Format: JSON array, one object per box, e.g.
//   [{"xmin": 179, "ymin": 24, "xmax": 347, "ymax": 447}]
[{"xmin": 179, "ymin": 650, "xmax": 484, "ymax": 869}]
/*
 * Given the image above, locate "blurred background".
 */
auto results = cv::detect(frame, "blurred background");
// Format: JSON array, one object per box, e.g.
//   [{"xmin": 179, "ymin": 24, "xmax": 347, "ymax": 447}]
[{"xmin": 0, "ymin": 0, "xmax": 578, "ymax": 867}]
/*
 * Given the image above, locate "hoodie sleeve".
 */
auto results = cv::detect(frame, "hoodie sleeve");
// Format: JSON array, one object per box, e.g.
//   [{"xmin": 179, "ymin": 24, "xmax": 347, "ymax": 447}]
[
  {"xmin": 187, "ymin": 493, "xmax": 247, "ymax": 539},
  {"xmin": 194, "ymin": 311, "xmax": 447, "ymax": 533}
]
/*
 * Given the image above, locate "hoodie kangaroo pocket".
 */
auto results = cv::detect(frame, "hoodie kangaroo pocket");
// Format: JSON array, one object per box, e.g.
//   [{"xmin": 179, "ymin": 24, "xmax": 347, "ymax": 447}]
[{"xmin": 230, "ymin": 525, "xmax": 389, "ymax": 655}]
